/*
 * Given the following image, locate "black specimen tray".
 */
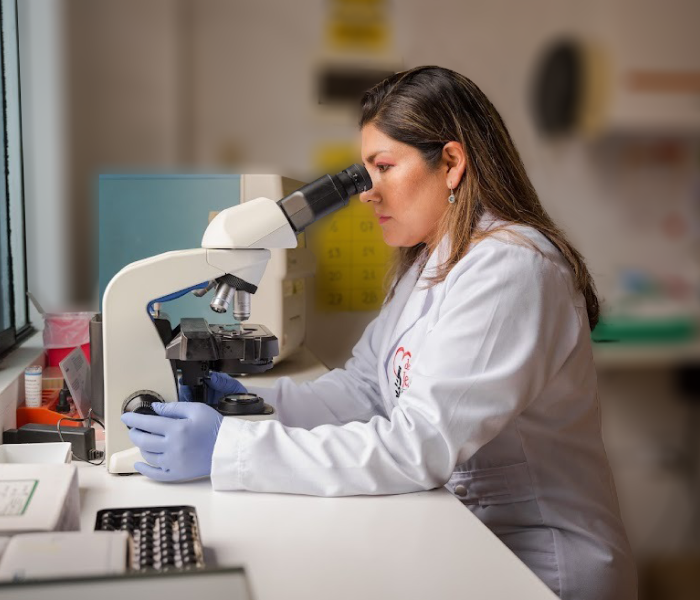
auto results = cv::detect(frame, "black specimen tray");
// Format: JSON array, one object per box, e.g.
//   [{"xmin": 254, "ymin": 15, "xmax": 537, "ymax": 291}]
[{"xmin": 95, "ymin": 505, "xmax": 205, "ymax": 572}]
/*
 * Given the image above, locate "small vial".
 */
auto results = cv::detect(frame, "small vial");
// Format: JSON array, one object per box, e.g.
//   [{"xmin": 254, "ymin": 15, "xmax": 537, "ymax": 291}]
[{"xmin": 24, "ymin": 365, "xmax": 43, "ymax": 407}]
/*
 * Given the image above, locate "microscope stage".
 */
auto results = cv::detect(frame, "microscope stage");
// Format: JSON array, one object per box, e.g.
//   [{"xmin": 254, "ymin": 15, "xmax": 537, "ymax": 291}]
[{"xmin": 165, "ymin": 318, "xmax": 279, "ymax": 375}]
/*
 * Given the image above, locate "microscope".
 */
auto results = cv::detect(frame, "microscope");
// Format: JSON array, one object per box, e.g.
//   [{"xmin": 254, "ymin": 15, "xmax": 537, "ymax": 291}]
[{"xmin": 102, "ymin": 164, "xmax": 372, "ymax": 474}]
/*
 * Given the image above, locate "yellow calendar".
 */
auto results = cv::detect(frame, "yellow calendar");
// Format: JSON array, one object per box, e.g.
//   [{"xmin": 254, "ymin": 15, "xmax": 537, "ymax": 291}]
[{"xmin": 309, "ymin": 144, "xmax": 392, "ymax": 311}]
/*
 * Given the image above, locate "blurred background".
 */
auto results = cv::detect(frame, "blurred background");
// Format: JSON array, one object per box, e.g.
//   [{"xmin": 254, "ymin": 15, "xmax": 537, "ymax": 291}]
[{"xmin": 7, "ymin": 0, "xmax": 700, "ymax": 597}]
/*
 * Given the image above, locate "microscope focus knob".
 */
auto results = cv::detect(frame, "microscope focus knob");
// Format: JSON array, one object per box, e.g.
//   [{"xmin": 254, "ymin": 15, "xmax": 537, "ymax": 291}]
[{"xmin": 122, "ymin": 391, "xmax": 165, "ymax": 420}]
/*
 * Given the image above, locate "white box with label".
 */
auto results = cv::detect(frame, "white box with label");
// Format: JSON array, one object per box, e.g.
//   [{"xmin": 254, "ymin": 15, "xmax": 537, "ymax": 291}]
[{"xmin": 0, "ymin": 464, "xmax": 79, "ymax": 534}]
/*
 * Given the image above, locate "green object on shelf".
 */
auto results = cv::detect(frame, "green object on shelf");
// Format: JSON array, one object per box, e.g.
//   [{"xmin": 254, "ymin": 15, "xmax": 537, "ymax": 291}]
[{"xmin": 591, "ymin": 316, "xmax": 697, "ymax": 344}]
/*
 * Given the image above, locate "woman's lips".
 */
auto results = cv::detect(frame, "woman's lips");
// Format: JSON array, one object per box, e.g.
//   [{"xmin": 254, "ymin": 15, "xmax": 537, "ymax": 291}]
[{"xmin": 378, "ymin": 215, "xmax": 391, "ymax": 225}]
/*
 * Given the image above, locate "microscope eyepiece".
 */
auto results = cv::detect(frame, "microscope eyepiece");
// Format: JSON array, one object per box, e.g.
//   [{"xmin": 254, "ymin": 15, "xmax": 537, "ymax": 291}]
[
  {"xmin": 336, "ymin": 163, "xmax": 372, "ymax": 197},
  {"xmin": 276, "ymin": 163, "xmax": 373, "ymax": 233}
]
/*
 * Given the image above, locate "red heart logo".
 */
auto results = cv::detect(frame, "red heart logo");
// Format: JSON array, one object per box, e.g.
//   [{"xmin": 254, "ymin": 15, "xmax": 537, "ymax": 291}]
[{"xmin": 393, "ymin": 346, "xmax": 412, "ymax": 376}]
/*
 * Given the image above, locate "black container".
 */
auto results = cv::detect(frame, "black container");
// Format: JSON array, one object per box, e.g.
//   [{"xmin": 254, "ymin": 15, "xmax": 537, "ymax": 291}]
[{"xmin": 89, "ymin": 313, "xmax": 104, "ymax": 418}]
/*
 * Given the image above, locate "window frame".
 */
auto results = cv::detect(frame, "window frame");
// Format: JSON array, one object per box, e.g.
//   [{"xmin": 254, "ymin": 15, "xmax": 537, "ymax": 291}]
[{"xmin": 0, "ymin": 0, "xmax": 32, "ymax": 359}]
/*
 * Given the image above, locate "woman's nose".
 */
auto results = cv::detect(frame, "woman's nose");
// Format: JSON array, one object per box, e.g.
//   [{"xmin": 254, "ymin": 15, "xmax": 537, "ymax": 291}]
[{"xmin": 359, "ymin": 188, "xmax": 379, "ymax": 203}]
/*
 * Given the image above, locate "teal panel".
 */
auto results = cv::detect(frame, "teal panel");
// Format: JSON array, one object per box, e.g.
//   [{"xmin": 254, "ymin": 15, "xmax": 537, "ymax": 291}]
[{"xmin": 98, "ymin": 175, "xmax": 242, "ymax": 326}]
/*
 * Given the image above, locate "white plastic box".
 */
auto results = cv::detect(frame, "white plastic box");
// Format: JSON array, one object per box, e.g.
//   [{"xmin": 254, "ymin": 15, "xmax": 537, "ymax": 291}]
[{"xmin": 0, "ymin": 443, "xmax": 71, "ymax": 464}]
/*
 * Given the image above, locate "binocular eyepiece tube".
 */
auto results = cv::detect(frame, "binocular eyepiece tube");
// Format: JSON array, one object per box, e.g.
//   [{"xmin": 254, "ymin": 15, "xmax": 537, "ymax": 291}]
[{"xmin": 276, "ymin": 163, "xmax": 372, "ymax": 234}]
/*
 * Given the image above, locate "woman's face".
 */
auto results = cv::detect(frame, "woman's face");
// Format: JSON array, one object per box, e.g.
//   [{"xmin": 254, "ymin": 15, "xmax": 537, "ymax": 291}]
[{"xmin": 360, "ymin": 123, "xmax": 451, "ymax": 248}]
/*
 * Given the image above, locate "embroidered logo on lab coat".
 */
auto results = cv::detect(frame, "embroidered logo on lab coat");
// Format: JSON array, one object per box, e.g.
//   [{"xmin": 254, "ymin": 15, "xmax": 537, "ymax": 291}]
[{"xmin": 393, "ymin": 347, "xmax": 412, "ymax": 398}]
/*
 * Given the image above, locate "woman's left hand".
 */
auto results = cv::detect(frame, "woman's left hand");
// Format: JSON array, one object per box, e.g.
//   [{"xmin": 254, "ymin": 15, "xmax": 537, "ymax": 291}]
[
  {"xmin": 179, "ymin": 371, "xmax": 247, "ymax": 404},
  {"xmin": 121, "ymin": 401, "xmax": 223, "ymax": 482}
]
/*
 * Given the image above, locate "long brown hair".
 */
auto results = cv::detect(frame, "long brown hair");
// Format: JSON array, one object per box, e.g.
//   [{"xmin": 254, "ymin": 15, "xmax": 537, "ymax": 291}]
[{"xmin": 360, "ymin": 66, "xmax": 599, "ymax": 329}]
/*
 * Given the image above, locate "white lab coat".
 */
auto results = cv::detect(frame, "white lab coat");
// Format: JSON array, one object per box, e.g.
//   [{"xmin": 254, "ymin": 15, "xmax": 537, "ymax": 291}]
[{"xmin": 212, "ymin": 218, "xmax": 637, "ymax": 600}]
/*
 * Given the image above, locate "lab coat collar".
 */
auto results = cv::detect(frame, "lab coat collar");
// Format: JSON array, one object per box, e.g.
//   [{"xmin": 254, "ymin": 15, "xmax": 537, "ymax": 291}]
[
  {"xmin": 377, "ymin": 261, "xmax": 423, "ymax": 404},
  {"xmin": 378, "ymin": 249, "xmax": 438, "ymax": 389},
  {"xmin": 419, "ymin": 209, "xmax": 501, "ymax": 282},
  {"xmin": 419, "ymin": 236, "xmax": 450, "ymax": 283}
]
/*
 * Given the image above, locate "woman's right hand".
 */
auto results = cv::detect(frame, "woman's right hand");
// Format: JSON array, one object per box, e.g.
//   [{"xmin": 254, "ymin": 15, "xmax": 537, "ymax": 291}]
[{"xmin": 179, "ymin": 371, "xmax": 247, "ymax": 404}]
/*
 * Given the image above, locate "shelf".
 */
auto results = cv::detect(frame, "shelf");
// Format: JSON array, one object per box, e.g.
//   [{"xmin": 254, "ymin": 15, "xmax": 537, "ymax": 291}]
[{"xmin": 593, "ymin": 340, "xmax": 700, "ymax": 369}]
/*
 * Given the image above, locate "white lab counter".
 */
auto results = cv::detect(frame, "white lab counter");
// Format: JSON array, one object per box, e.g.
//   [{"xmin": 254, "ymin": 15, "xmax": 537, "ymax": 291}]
[
  {"xmin": 76, "ymin": 463, "xmax": 557, "ymax": 600},
  {"xmin": 2, "ymin": 342, "xmax": 555, "ymax": 597}
]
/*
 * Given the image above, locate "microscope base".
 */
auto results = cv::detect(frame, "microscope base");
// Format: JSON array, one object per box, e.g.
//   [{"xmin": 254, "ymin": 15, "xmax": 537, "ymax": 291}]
[{"xmin": 109, "ymin": 446, "xmax": 144, "ymax": 474}]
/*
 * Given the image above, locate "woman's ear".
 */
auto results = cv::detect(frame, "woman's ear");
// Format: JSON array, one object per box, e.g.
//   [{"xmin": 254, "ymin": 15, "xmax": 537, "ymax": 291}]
[{"xmin": 442, "ymin": 141, "xmax": 466, "ymax": 188}]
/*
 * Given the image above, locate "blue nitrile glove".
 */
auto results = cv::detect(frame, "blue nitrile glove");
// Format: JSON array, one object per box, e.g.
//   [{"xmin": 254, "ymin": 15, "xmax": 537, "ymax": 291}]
[
  {"xmin": 178, "ymin": 371, "xmax": 247, "ymax": 404},
  {"xmin": 121, "ymin": 401, "xmax": 223, "ymax": 482}
]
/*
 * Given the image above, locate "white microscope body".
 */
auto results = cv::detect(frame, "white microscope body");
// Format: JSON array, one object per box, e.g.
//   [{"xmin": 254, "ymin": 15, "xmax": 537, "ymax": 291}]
[
  {"xmin": 103, "ymin": 197, "xmax": 298, "ymax": 473},
  {"xmin": 102, "ymin": 164, "xmax": 371, "ymax": 474}
]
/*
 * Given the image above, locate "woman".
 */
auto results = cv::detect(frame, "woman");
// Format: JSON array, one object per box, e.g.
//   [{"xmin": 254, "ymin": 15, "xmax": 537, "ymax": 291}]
[{"xmin": 123, "ymin": 66, "xmax": 637, "ymax": 599}]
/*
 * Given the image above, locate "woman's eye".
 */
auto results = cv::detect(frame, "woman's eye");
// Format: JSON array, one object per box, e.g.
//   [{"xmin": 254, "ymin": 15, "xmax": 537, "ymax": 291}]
[{"xmin": 377, "ymin": 164, "xmax": 391, "ymax": 173}]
